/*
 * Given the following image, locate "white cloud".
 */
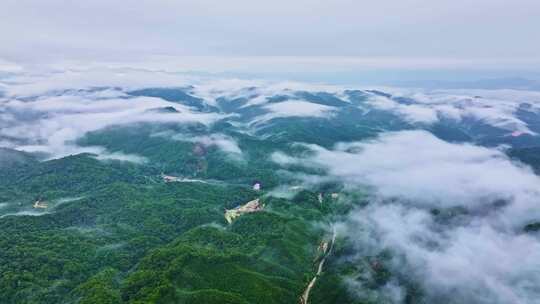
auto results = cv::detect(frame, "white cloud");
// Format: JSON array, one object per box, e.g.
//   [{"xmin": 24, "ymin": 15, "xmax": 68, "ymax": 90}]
[
  {"xmin": 153, "ymin": 131, "xmax": 244, "ymax": 161},
  {"xmin": 93, "ymin": 151, "xmax": 148, "ymax": 164},
  {"xmin": 251, "ymin": 100, "xmax": 337, "ymax": 125},
  {"xmin": 196, "ymin": 134, "xmax": 242, "ymax": 155},
  {"xmin": 273, "ymin": 130, "xmax": 540, "ymax": 303},
  {"xmin": 270, "ymin": 151, "xmax": 298, "ymax": 166},
  {"xmin": 367, "ymin": 95, "xmax": 439, "ymax": 124},
  {"xmin": 342, "ymin": 204, "xmax": 540, "ymax": 304},
  {"xmin": 302, "ymin": 131, "xmax": 540, "ymax": 222},
  {"xmin": 1, "ymin": 68, "xmax": 196, "ymax": 97},
  {"xmin": 191, "ymin": 78, "xmax": 344, "ymax": 107},
  {"xmin": 0, "ymin": 73, "xmax": 226, "ymax": 160},
  {"xmin": 0, "ymin": 210, "xmax": 49, "ymax": 218},
  {"xmin": 0, "ymin": 59, "xmax": 23, "ymax": 72},
  {"xmin": 366, "ymin": 90, "xmax": 540, "ymax": 133}
]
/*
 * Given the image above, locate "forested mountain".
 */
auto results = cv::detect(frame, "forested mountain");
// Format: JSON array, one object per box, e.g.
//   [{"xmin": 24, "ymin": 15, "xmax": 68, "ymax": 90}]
[{"xmin": 2, "ymin": 74, "xmax": 540, "ymax": 304}]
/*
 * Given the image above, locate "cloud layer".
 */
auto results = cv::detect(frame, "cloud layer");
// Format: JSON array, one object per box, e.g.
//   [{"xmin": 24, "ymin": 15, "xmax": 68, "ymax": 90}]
[
  {"xmin": 3, "ymin": 68, "xmax": 540, "ymax": 162},
  {"xmin": 251, "ymin": 100, "xmax": 337, "ymax": 125},
  {"xmin": 0, "ymin": 75, "xmax": 225, "ymax": 159},
  {"xmin": 366, "ymin": 90, "xmax": 540, "ymax": 134},
  {"xmin": 273, "ymin": 130, "xmax": 540, "ymax": 303}
]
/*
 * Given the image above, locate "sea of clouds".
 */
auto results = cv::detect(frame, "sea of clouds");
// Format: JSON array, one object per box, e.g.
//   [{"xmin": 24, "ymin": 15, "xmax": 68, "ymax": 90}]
[
  {"xmin": 3, "ymin": 68, "xmax": 540, "ymax": 161},
  {"xmin": 0, "ymin": 69, "xmax": 349, "ymax": 160},
  {"xmin": 273, "ymin": 130, "xmax": 540, "ymax": 304},
  {"xmin": 2, "ymin": 68, "xmax": 540, "ymax": 303},
  {"xmin": 367, "ymin": 88, "xmax": 540, "ymax": 134}
]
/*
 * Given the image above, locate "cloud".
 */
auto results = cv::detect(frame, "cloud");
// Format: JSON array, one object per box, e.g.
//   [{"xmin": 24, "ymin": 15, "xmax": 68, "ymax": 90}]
[
  {"xmin": 341, "ymin": 204, "xmax": 540, "ymax": 304},
  {"xmin": 93, "ymin": 151, "xmax": 148, "ymax": 164},
  {"xmin": 270, "ymin": 151, "xmax": 299, "ymax": 166},
  {"xmin": 2, "ymin": 1, "xmax": 540, "ymax": 71},
  {"xmin": 273, "ymin": 130, "xmax": 540, "ymax": 303},
  {"xmin": 1, "ymin": 68, "xmax": 196, "ymax": 97},
  {"xmin": 0, "ymin": 68, "xmax": 348, "ymax": 161},
  {"xmin": 366, "ymin": 90, "xmax": 540, "ymax": 133},
  {"xmin": 153, "ymin": 131, "xmax": 244, "ymax": 161},
  {"xmin": 190, "ymin": 78, "xmax": 344, "ymax": 107},
  {"xmin": 195, "ymin": 134, "xmax": 242, "ymax": 155},
  {"xmin": 3, "ymin": 68, "xmax": 540, "ymax": 164},
  {"xmin": 0, "ymin": 73, "xmax": 226, "ymax": 160},
  {"xmin": 303, "ymin": 131, "xmax": 540, "ymax": 223},
  {"xmin": 366, "ymin": 95, "xmax": 439, "ymax": 124},
  {"xmin": 250, "ymin": 100, "xmax": 337, "ymax": 125},
  {"xmin": 0, "ymin": 59, "xmax": 23, "ymax": 72},
  {"xmin": 0, "ymin": 210, "xmax": 49, "ymax": 218}
]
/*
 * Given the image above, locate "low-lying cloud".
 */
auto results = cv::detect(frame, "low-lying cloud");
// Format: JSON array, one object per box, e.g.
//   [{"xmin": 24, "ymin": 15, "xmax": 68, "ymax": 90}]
[
  {"xmin": 0, "ymin": 79, "xmax": 225, "ymax": 160},
  {"xmin": 341, "ymin": 203, "xmax": 540, "ymax": 304},
  {"xmin": 366, "ymin": 90, "xmax": 540, "ymax": 134},
  {"xmin": 153, "ymin": 131, "xmax": 244, "ymax": 161},
  {"xmin": 273, "ymin": 130, "xmax": 540, "ymax": 303},
  {"xmin": 251, "ymin": 100, "xmax": 337, "ymax": 125}
]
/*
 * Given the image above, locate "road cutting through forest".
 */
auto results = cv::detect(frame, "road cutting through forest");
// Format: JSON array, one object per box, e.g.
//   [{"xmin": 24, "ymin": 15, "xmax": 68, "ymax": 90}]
[{"xmin": 300, "ymin": 227, "xmax": 337, "ymax": 304}]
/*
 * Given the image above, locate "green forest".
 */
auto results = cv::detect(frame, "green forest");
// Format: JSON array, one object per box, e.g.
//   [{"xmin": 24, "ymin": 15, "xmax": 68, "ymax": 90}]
[{"xmin": 2, "ymin": 87, "xmax": 540, "ymax": 304}]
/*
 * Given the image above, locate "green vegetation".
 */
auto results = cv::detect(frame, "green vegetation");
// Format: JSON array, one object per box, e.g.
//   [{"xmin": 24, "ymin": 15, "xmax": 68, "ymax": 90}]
[
  {"xmin": 0, "ymin": 122, "xmax": 359, "ymax": 303},
  {"xmin": 4, "ymin": 87, "xmax": 507, "ymax": 304}
]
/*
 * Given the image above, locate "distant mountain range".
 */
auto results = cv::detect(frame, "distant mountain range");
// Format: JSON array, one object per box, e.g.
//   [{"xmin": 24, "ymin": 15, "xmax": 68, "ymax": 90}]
[{"xmin": 1, "ymin": 72, "xmax": 540, "ymax": 304}]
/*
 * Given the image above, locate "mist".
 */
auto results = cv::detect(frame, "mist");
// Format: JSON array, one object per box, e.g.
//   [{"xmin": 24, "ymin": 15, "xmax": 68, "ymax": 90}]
[
  {"xmin": 0, "ymin": 72, "xmax": 226, "ymax": 160},
  {"xmin": 273, "ymin": 130, "xmax": 540, "ymax": 303}
]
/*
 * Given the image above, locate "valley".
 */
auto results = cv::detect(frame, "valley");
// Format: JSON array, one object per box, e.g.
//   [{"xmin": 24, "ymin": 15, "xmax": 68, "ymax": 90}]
[{"xmin": 1, "ymin": 76, "xmax": 540, "ymax": 303}]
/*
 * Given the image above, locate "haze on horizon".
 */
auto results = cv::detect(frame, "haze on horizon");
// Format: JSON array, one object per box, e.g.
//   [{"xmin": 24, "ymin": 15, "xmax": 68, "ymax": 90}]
[{"xmin": 2, "ymin": 0, "xmax": 540, "ymax": 82}]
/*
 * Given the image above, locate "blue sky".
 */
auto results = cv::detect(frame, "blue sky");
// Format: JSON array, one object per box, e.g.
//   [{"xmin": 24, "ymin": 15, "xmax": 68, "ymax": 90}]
[{"xmin": 2, "ymin": 0, "xmax": 540, "ymax": 82}]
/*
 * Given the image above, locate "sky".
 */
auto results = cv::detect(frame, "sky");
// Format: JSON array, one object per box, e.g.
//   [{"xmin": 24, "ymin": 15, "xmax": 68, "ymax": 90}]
[{"xmin": 2, "ymin": 0, "xmax": 540, "ymax": 81}]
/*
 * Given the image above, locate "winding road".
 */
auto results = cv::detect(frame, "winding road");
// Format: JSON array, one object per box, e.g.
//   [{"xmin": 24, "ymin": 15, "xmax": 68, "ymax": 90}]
[{"xmin": 299, "ymin": 227, "xmax": 337, "ymax": 304}]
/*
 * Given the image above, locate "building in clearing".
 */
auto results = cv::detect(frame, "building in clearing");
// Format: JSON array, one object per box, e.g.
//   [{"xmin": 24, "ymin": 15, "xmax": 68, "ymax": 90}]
[
  {"xmin": 33, "ymin": 200, "xmax": 48, "ymax": 209},
  {"xmin": 225, "ymin": 198, "xmax": 264, "ymax": 224},
  {"xmin": 252, "ymin": 181, "xmax": 262, "ymax": 191}
]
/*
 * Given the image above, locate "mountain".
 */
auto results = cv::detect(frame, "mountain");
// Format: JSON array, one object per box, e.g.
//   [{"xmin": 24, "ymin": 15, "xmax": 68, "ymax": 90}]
[{"xmin": 1, "ymin": 74, "xmax": 540, "ymax": 304}]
